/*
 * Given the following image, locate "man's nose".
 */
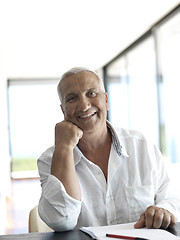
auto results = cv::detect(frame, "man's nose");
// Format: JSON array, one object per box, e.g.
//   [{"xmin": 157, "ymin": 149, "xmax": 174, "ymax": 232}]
[{"xmin": 78, "ymin": 96, "xmax": 91, "ymax": 112}]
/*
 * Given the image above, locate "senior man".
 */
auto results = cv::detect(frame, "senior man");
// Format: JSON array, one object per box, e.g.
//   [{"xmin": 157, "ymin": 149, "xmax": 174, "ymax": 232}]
[{"xmin": 38, "ymin": 67, "xmax": 180, "ymax": 231}]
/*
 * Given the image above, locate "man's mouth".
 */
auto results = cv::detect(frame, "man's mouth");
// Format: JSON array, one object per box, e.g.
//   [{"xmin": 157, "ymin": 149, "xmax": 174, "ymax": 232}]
[{"xmin": 78, "ymin": 112, "xmax": 96, "ymax": 119}]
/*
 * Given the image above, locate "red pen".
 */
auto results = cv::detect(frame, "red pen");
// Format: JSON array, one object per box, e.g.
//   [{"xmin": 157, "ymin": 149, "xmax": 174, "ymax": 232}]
[{"xmin": 106, "ymin": 233, "xmax": 149, "ymax": 240}]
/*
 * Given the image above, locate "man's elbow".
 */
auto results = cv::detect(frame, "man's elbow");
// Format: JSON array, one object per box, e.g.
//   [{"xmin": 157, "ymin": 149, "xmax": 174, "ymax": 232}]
[{"xmin": 38, "ymin": 200, "xmax": 78, "ymax": 232}]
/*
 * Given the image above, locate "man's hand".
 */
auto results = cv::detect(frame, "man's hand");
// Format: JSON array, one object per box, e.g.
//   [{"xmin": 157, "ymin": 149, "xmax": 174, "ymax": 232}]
[
  {"xmin": 55, "ymin": 120, "xmax": 83, "ymax": 149},
  {"xmin": 134, "ymin": 206, "xmax": 176, "ymax": 229}
]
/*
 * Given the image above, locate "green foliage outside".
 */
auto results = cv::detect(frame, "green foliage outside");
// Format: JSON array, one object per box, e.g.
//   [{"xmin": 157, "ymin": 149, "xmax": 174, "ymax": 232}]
[{"xmin": 12, "ymin": 157, "xmax": 38, "ymax": 172}]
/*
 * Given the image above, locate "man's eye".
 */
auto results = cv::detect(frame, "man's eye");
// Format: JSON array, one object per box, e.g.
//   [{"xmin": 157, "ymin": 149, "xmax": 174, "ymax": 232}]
[
  {"xmin": 88, "ymin": 91, "xmax": 97, "ymax": 97},
  {"xmin": 67, "ymin": 96, "xmax": 76, "ymax": 102}
]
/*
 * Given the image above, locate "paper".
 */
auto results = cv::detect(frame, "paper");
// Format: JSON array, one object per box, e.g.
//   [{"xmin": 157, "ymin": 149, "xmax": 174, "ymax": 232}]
[{"xmin": 80, "ymin": 222, "xmax": 180, "ymax": 240}]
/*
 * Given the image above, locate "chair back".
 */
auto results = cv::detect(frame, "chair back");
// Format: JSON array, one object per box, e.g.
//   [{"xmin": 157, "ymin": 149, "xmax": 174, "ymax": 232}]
[{"xmin": 29, "ymin": 205, "xmax": 53, "ymax": 232}]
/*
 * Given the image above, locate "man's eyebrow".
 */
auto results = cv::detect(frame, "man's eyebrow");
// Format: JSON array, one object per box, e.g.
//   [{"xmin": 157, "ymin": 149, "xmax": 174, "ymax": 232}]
[
  {"xmin": 65, "ymin": 92, "xmax": 77, "ymax": 98},
  {"xmin": 87, "ymin": 88, "xmax": 98, "ymax": 92}
]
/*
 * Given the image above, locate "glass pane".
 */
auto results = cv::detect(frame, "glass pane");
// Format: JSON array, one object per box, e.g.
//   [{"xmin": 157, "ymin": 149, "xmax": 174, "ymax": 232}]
[
  {"xmin": 158, "ymin": 12, "xmax": 180, "ymax": 165},
  {"xmin": 8, "ymin": 80, "xmax": 63, "ymax": 177},
  {"xmin": 106, "ymin": 37, "xmax": 159, "ymax": 145},
  {"xmin": 127, "ymin": 37, "xmax": 159, "ymax": 145},
  {"xmin": 106, "ymin": 57, "xmax": 129, "ymax": 129}
]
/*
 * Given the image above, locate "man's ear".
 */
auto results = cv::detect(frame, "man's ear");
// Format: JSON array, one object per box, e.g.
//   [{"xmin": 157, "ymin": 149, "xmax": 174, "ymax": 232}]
[
  {"xmin": 105, "ymin": 93, "xmax": 109, "ymax": 111},
  {"xmin": 60, "ymin": 104, "xmax": 65, "ymax": 114}
]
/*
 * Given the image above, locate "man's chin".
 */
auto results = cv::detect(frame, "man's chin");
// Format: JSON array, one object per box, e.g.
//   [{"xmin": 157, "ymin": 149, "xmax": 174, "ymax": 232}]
[
  {"xmin": 80, "ymin": 125, "xmax": 98, "ymax": 134},
  {"xmin": 70, "ymin": 119, "xmax": 99, "ymax": 133}
]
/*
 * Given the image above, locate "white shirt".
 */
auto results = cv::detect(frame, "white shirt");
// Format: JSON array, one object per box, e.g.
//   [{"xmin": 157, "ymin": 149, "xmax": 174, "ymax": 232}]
[{"xmin": 38, "ymin": 121, "xmax": 180, "ymax": 231}]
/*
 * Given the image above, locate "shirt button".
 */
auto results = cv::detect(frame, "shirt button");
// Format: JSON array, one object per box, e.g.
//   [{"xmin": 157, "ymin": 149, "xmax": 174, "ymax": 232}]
[{"xmin": 107, "ymin": 220, "xmax": 113, "ymax": 225}]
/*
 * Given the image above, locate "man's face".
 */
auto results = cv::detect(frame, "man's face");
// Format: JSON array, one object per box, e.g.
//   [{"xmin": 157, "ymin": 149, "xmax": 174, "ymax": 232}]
[{"xmin": 60, "ymin": 71, "xmax": 109, "ymax": 133}]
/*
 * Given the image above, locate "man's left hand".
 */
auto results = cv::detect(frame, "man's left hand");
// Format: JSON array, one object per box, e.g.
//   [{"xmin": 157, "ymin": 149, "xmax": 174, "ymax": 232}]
[{"xmin": 134, "ymin": 206, "xmax": 176, "ymax": 229}]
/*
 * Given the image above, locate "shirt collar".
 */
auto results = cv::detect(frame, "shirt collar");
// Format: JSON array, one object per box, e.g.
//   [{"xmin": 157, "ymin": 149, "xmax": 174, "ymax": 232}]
[
  {"xmin": 106, "ymin": 120, "xmax": 129, "ymax": 158},
  {"xmin": 73, "ymin": 120, "xmax": 129, "ymax": 165}
]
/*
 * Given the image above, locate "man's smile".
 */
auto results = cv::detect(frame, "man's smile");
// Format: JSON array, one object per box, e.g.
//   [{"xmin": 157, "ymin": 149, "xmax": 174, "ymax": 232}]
[{"xmin": 78, "ymin": 112, "xmax": 96, "ymax": 120}]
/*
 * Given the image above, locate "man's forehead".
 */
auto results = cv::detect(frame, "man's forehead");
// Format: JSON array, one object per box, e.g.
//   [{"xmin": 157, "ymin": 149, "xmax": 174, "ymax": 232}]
[
  {"xmin": 64, "ymin": 71, "xmax": 98, "ymax": 82},
  {"xmin": 62, "ymin": 74, "xmax": 99, "ymax": 89}
]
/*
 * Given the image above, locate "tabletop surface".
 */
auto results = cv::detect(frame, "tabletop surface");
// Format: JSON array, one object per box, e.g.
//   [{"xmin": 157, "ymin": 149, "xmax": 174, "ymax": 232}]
[
  {"xmin": 0, "ymin": 230, "xmax": 92, "ymax": 240},
  {"xmin": 0, "ymin": 223, "xmax": 180, "ymax": 240}
]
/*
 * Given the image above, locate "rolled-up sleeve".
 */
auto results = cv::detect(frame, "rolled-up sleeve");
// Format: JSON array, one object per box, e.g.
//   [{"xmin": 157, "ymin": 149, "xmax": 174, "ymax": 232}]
[{"xmin": 37, "ymin": 147, "xmax": 82, "ymax": 231}]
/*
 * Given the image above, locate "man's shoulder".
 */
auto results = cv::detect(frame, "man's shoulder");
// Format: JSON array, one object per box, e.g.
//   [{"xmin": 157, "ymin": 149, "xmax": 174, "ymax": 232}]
[
  {"xmin": 38, "ymin": 145, "xmax": 55, "ymax": 161},
  {"xmin": 114, "ymin": 126, "xmax": 147, "ymax": 142},
  {"xmin": 107, "ymin": 121, "xmax": 147, "ymax": 141}
]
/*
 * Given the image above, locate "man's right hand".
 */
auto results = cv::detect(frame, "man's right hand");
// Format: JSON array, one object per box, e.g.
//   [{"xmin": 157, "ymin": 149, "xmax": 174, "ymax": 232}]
[{"xmin": 54, "ymin": 120, "xmax": 83, "ymax": 149}]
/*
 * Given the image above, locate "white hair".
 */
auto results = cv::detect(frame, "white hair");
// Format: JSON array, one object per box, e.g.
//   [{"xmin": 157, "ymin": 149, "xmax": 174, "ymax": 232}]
[{"xmin": 57, "ymin": 67, "xmax": 105, "ymax": 102}]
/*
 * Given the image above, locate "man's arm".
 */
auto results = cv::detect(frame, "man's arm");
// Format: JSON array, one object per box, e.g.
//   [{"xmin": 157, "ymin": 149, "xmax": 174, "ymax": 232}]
[
  {"xmin": 38, "ymin": 120, "xmax": 83, "ymax": 231},
  {"xmin": 51, "ymin": 120, "xmax": 83, "ymax": 200}
]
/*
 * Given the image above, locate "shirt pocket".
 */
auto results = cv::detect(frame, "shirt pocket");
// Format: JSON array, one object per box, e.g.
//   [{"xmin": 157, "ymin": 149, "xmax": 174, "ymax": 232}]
[{"xmin": 125, "ymin": 185, "xmax": 155, "ymax": 222}]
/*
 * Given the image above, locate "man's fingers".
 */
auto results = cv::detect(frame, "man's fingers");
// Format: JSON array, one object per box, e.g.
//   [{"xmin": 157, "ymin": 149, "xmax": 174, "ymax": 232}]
[
  {"xmin": 77, "ymin": 129, "xmax": 83, "ymax": 139},
  {"xmin": 135, "ymin": 206, "xmax": 176, "ymax": 230},
  {"xmin": 55, "ymin": 120, "xmax": 83, "ymax": 147},
  {"xmin": 167, "ymin": 214, "xmax": 176, "ymax": 229},
  {"xmin": 134, "ymin": 214, "xmax": 145, "ymax": 229},
  {"xmin": 152, "ymin": 208, "xmax": 175, "ymax": 229},
  {"xmin": 153, "ymin": 209, "xmax": 164, "ymax": 229},
  {"xmin": 160, "ymin": 213, "xmax": 170, "ymax": 229},
  {"xmin": 146, "ymin": 207, "xmax": 157, "ymax": 228}
]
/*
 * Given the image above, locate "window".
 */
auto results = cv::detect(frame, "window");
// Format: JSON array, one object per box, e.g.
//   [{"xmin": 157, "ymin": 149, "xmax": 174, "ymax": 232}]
[
  {"xmin": 8, "ymin": 79, "xmax": 63, "ymax": 178},
  {"xmin": 155, "ymin": 12, "xmax": 180, "ymax": 183},
  {"xmin": 104, "ymin": 7, "xmax": 180, "ymax": 189},
  {"xmin": 156, "ymin": 12, "xmax": 180, "ymax": 164}
]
